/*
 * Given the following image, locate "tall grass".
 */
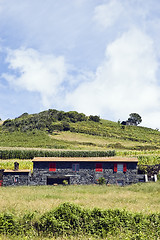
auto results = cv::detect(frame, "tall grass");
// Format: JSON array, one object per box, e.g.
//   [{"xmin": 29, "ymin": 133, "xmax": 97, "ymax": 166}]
[
  {"xmin": 0, "ymin": 183, "xmax": 160, "ymax": 239},
  {"xmin": 0, "ymin": 183, "xmax": 160, "ymax": 215}
]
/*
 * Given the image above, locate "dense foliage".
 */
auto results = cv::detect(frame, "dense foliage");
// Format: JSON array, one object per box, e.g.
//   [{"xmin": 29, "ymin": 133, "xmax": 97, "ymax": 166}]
[
  {"xmin": 1, "ymin": 109, "xmax": 160, "ymax": 152},
  {"xmin": 0, "ymin": 202, "xmax": 160, "ymax": 239},
  {"xmin": 2, "ymin": 109, "xmax": 100, "ymax": 133},
  {"xmin": 0, "ymin": 149, "xmax": 115, "ymax": 159},
  {"xmin": 128, "ymin": 113, "xmax": 142, "ymax": 126}
]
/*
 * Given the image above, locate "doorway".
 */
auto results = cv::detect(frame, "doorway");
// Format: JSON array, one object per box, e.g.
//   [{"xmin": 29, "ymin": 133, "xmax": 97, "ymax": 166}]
[{"xmin": 47, "ymin": 176, "xmax": 70, "ymax": 185}]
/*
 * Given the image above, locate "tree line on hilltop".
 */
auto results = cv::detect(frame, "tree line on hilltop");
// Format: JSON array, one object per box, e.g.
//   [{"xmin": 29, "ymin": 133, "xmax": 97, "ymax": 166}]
[{"xmin": 2, "ymin": 109, "xmax": 100, "ymax": 133}]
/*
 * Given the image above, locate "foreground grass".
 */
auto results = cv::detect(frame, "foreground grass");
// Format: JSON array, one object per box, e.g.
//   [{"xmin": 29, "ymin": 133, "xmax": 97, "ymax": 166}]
[
  {"xmin": 0, "ymin": 183, "xmax": 160, "ymax": 239},
  {"xmin": 0, "ymin": 233, "xmax": 156, "ymax": 240},
  {"xmin": 0, "ymin": 182, "xmax": 160, "ymax": 215}
]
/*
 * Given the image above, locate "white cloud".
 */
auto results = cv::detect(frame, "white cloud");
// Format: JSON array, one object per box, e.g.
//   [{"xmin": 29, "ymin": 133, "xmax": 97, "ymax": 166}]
[
  {"xmin": 66, "ymin": 28, "xmax": 160, "ymax": 128},
  {"xmin": 2, "ymin": 48, "xmax": 68, "ymax": 108},
  {"xmin": 94, "ymin": 0, "xmax": 123, "ymax": 28}
]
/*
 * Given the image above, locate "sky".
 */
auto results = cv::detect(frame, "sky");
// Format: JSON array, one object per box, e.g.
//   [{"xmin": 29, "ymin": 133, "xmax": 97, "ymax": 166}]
[{"xmin": 0, "ymin": 0, "xmax": 160, "ymax": 129}]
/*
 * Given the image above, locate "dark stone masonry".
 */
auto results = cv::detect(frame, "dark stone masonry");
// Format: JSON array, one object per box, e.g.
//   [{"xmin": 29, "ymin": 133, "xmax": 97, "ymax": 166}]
[
  {"xmin": 3, "ymin": 170, "xmax": 31, "ymax": 186},
  {"xmin": 31, "ymin": 157, "xmax": 139, "ymax": 186},
  {"xmin": 2, "ymin": 157, "xmax": 143, "ymax": 186}
]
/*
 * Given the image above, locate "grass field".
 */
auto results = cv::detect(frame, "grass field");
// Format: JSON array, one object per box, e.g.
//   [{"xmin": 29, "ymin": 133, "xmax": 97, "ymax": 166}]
[
  {"xmin": 0, "ymin": 183, "xmax": 160, "ymax": 239},
  {"xmin": 0, "ymin": 182, "xmax": 160, "ymax": 215}
]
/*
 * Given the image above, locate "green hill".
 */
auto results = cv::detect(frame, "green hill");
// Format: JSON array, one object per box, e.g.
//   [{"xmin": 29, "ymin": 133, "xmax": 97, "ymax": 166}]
[{"xmin": 1, "ymin": 109, "xmax": 160, "ymax": 151}]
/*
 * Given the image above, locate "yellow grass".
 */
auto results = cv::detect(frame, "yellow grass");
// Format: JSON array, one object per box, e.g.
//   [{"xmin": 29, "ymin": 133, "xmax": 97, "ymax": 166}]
[
  {"xmin": 50, "ymin": 131, "xmax": 153, "ymax": 149},
  {"xmin": 0, "ymin": 183, "xmax": 160, "ymax": 216},
  {"xmin": 0, "ymin": 159, "xmax": 33, "ymax": 170}
]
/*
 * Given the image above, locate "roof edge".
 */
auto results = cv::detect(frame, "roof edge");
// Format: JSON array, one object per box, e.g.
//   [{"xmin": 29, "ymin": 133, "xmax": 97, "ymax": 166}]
[{"xmin": 33, "ymin": 157, "xmax": 138, "ymax": 162}]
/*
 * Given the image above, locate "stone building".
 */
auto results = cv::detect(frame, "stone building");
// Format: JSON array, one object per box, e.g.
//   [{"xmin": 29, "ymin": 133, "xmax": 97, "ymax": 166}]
[
  {"xmin": 3, "ymin": 169, "xmax": 31, "ymax": 186},
  {"xmin": 2, "ymin": 162, "xmax": 31, "ymax": 186},
  {"xmin": 1, "ymin": 157, "xmax": 141, "ymax": 186},
  {"xmin": 32, "ymin": 156, "xmax": 139, "ymax": 186}
]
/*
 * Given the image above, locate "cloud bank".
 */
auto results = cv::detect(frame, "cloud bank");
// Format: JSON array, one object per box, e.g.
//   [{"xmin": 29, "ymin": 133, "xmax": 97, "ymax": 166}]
[
  {"xmin": 66, "ymin": 28, "xmax": 160, "ymax": 128},
  {"xmin": 1, "ymin": 0, "xmax": 160, "ymax": 129},
  {"xmin": 3, "ymin": 48, "xmax": 68, "ymax": 108}
]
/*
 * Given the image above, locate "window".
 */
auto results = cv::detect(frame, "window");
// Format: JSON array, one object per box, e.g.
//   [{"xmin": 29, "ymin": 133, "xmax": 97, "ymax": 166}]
[
  {"xmin": 72, "ymin": 163, "xmax": 79, "ymax": 172},
  {"xmin": 14, "ymin": 176, "xmax": 19, "ymax": 183},
  {"xmin": 117, "ymin": 164, "xmax": 123, "ymax": 172},
  {"xmin": 95, "ymin": 163, "xmax": 103, "ymax": 172},
  {"xmin": 49, "ymin": 163, "xmax": 56, "ymax": 172},
  {"xmin": 114, "ymin": 163, "xmax": 127, "ymax": 173}
]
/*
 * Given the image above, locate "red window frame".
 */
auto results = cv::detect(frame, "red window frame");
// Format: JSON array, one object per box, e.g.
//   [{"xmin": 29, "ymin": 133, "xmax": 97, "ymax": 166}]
[
  {"xmin": 49, "ymin": 163, "xmax": 56, "ymax": 172},
  {"xmin": 114, "ymin": 163, "xmax": 117, "ymax": 172},
  {"xmin": 95, "ymin": 163, "xmax": 103, "ymax": 172},
  {"xmin": 123, "ymin": 163, "xmax": 127, "ymax": 173},
  {"xmin": 114, "ymin": 163, "xmax": 127, "ymax": 173}
]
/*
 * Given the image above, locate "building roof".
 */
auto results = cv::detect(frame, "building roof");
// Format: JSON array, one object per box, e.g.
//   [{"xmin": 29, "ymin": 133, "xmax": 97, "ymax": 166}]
[
  {"xmin": 3, "ymin": 170, "xmax": 31, "ymax": 173},
  {"xmin": 33, "ymin": 157, "xmax": 138, "ymax": 162}
]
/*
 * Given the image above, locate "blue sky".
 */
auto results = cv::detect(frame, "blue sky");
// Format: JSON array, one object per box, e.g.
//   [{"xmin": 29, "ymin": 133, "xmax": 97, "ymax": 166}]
[{"xmin": 0, "ymin": 0, "xmax": 160, "ymax": 129}]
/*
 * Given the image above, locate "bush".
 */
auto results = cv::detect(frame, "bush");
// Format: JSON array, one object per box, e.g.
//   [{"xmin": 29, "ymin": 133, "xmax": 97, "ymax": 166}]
[
  {"xmin": 63, "ymin": 180, "xmax": 68, "ymax": 185},
  {"xmin": 0, "ymin": 203, "xmax": 160, "ymax": 238},
  {"xmin": 62, "ymin": 121, "xmax": 70, "ymax": 131},
  {"xmin": 37, "ymin": 203, "xmax": 160, "ymax": 238},
  {"xmin": 89, "ymin": 115, "xmax": 100, "ymax": 122},
  {"xmin": 157, "ymin": 174, "xmax": 160, "ymax": 181},
  {"xmin": 98, "ymin": 177, "xmax": 106, "ymax": 185},
  {"xmin": 0, "ymin": 213, "xmax": 20, "ymax": 235}
]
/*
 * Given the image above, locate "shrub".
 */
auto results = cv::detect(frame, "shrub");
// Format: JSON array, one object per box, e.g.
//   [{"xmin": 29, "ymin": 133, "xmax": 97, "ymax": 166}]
[
  {"xmin": 157, "ymin": 174, "xmax": 160, "ymax": 181},
  {"xmin": 0, "ymin": 213, "xmax": 20, "ymax": 235},
  {"xmin": 88, "ymin": 115, "xmax": 100, "ymax": 122},
  {"xmin": 0, "ymin": 203, "xmax": 160, "ymax": 238},
  {"xmin": 98, "ymin": 177, "xmax": 106, "ymax": 185},
  {"xmin": 62, "ymin": 121, "xmax": 70, "ymax": 131},
  {"xmin": 62, "ymin": 180, "xmax": 68, "ymax": 185}
]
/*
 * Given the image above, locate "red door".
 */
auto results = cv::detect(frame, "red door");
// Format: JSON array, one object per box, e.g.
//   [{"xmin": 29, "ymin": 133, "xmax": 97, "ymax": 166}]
[{"xmin": 0, "ymin": 180, "xmax": 3, "ymax": 187}]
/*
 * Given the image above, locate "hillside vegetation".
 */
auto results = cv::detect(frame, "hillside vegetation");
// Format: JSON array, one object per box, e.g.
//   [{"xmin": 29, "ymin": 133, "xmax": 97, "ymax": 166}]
[
  {"xmin": 1, "ymin": 109, "xmax": 160, "ymax": 167},
  {"xmin": 1, "ymin": 109, "xmax": 160, "ymax": 150}
]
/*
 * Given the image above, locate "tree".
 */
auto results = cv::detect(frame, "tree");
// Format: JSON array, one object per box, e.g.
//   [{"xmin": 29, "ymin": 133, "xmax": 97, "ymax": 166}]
[
  {"xmin": 88, "ymin": 115, "xmax": 100, "ymax": 122},
  {"xmin": 127, "ymin": 113, "xmax": 142, "ymax": 126}
]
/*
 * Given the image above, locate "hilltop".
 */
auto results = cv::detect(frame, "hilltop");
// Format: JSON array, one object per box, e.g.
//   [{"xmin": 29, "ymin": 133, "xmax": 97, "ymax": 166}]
[{"xmin": 0, "ymin": 109, "xmax": 160, "ymax": 152}]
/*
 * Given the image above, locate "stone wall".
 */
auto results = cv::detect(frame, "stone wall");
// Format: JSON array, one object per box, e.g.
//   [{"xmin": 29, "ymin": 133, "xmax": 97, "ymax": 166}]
[
  {"xmin": 3, "ymin": 172, "xmax": 30, "ymax": 186},
  {"xmin": 32, "ymin": 161, "xmax": 138, "ymax": 186}
]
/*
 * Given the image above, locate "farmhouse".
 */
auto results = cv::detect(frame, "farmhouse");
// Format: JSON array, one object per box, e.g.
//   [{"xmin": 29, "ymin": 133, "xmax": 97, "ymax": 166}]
[
  {"xmin": 2, "ymin": 157, "xmax": 141, "ymax": 186},
  {"xmin": 31, "ymin": 156, "xmax": 139, "ymax": 186}
]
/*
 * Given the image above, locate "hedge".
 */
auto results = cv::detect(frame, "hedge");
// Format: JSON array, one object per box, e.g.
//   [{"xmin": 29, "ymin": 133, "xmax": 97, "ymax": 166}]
[
  {"xmin": 0, "ymin": 203, "xmax": 160, "ymax": 239},
  {"xmin": 0, "ymin": 150, "xmax": 115, "ymax": 159}
]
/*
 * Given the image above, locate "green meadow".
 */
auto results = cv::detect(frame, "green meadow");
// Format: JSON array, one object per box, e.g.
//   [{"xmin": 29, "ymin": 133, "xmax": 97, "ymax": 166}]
[
  {"xmin": 0, "ymin": 183, "xmax": 160, "ymax": 239},
  {"xmin": 0, "ymin": 183, "xmax": 160, "ymax": 215}
]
